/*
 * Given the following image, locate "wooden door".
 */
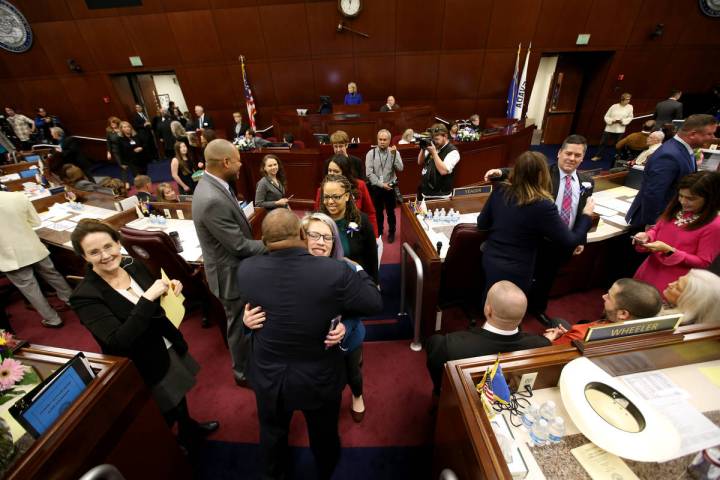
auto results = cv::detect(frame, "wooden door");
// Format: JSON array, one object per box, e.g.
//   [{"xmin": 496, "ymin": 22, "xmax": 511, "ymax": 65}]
[{"xmin": 542, "ymin": 56, "xmax": 584, "ymax": 144}]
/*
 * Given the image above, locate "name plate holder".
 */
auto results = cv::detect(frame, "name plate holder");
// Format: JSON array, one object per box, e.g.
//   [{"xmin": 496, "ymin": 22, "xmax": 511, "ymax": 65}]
[
  {"xmin": 452, "ymin": 185, "xmax": 492, "ymax": 197},
  {"xmin": 572, "ymin": 314, "xmax": 683, "ymax": 355}
]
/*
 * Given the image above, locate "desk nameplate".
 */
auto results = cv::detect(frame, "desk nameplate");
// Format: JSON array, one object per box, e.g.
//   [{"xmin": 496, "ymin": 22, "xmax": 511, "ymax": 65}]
[{"xmin": 584, "ymin": 314, "xmax": 683, "ymax": 343}]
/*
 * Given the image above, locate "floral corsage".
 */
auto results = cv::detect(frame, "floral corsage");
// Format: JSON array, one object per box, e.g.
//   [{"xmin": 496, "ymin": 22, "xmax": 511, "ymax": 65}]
[
  {"xmin": 346, "ymin": 222, "xmax": 360, "ymax": 237},
  {"xmin": 580, "ymin": 182, "xmax": 592, "ymax": 195}
]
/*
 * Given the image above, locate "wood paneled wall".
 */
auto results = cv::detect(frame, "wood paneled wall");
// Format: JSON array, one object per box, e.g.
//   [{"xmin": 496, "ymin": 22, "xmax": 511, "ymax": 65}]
[{"xmin": 0, "ymin": 0, "xmax": 718, "ymax": 141}]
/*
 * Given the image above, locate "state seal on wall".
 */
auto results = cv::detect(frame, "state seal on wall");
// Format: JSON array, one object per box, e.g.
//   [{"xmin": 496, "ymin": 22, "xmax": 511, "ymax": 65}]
[{"xmin": 0, "ymin": 1, "xmax": 32, "ymax": 53}]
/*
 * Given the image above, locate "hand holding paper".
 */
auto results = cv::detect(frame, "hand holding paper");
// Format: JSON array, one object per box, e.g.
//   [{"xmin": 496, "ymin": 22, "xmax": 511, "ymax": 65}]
[{"xmin": 160, "ymin": 269, "xmax": 185, "ymax": 328}]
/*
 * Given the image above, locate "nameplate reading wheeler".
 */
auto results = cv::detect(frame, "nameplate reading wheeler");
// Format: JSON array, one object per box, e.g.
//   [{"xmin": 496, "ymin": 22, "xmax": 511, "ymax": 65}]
[
  {"xmin": 452, "ymin": 185, "xmax": 492, "ymax": 197},
  {"xmin": 584, "ymin": 314, "xmax": 682, "ymax": 343}
]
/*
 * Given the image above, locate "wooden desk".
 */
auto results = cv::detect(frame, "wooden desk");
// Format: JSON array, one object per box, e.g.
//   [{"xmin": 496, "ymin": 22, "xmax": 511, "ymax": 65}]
[
  {"xmin": 400, "ymin": 171, "xmax": 631, "ymax": 337},
  {"xmin": 432, "ymin": 325, "xmax": 720, "ymax": 479},
  {"xmin": 236, "ymin": 124, "xmax": 535, "ymax": 207},
  {"xmin": 272, "ymin": 105, "xmax": 433, "ymax": 147},
  {"xmin": 0, "ymin": 161, "xmax": 39, "ymax": 175},
  {"xmin": 3, "ymin": 345, "xmax": 190, "ymax": 479}
]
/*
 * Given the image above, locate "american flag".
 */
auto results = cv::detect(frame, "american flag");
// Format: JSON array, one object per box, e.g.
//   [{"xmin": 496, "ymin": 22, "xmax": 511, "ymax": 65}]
[{"xmin": 239, "ymin": 55, "xmax": 257, "ymax": 130}]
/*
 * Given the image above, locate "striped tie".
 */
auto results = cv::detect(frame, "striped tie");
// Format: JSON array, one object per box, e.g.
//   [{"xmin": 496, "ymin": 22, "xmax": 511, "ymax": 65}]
[{"xmin": 560, "ymin": 174, "xmax": 573, "ymax": 227}]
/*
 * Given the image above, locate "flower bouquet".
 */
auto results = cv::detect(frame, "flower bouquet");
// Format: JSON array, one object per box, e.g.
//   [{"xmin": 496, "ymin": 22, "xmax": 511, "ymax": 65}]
[{"xmin": 456, "ymin": 128, "xmax": 480, "ymax": 142}]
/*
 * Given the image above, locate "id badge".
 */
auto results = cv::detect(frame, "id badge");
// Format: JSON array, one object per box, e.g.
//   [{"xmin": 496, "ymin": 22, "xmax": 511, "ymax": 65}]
[{"xmin": 379, "ymin": 175, "xmax": 384, "ymax": 183}]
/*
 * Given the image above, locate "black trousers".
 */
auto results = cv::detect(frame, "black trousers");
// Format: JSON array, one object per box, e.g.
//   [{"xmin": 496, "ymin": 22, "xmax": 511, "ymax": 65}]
[
  {"xmin": 595, "ymin": 131, "xmax": 622, "ymax": 159},
  {"xmin": 257, "ymin": 392, "xmax": 341, "ymax": 480},
  {"xmin": 528, "ymin": 241, "xmax": 573, "ymax": 315},
  {"xmin": 345, "ymin": 346, "xmax": 363, "ymax": 398},
  {"xmin": 370, "ymin": 186, "xmax": 396, "ymax": 236}
]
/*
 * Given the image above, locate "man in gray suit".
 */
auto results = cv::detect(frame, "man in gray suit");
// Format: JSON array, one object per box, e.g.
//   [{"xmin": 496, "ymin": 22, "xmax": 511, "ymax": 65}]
[
  {"xmin": 654, "ymin": 90, "xmax": 683, "ymax": 129},
  {"xmin": 193, "ymin": 139, "xmax": 266, "ymax": 384}
]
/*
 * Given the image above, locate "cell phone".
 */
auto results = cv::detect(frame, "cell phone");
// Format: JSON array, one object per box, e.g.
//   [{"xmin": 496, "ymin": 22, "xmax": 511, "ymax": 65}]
[{"xmin": 325, "ymin": 316, "xmax": 341, "ymax": 349}]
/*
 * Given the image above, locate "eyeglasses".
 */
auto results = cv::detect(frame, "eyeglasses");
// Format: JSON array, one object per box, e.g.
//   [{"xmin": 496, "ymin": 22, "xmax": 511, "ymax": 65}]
[
  {"xmin": 86, "ymin": 244, "xmax": 117, "ymax": 258},
  {"xmin": 306, "ymin": 231, "xmax": 334, "ymax": 243},
  {"xmin": 323, "ymin": 193, "xmax": 347, "ymax": 202}
]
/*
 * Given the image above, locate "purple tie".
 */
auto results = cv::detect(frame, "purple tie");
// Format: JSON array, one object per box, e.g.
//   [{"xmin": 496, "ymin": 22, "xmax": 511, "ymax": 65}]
[{"xmin": 560, "ymin": 175, "xmax": 572, "ymax": 227}]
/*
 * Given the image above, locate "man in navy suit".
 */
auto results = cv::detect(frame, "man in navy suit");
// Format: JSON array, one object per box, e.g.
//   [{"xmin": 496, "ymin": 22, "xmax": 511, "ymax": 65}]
[
  {"xmin": 484, "ymin": 135, "xmax": 595, "ymax": 325},
  {"xmin": 626, "ymin": 114, "xmax": 717, "ymax": 229},
  {"xmin": 236, "ymin": 209, "xmax": 382, "ymax": 480}
]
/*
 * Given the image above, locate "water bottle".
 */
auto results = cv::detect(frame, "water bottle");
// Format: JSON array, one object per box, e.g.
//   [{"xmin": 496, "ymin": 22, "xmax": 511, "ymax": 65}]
[
  {"xmin": 530, "ymin": 418, "xmax": 549, "ymax": 446},
  {"xmin": 539, "ymin": 400, "xmax": 556, "ymax": 422},
  {"xmin": 548, "ymin": 417, "xmax": 565, "ymax": 443},
  {"xmin": 433, "ymin": 208, "xmax": 440, "ymax": 219},
  {"xmin": 426, "ymin": 210, "xmax": 433, "ymax": 221},
  {"xmin": 521, "ymin": 404, "xmax": 540, "ymax": 430}
]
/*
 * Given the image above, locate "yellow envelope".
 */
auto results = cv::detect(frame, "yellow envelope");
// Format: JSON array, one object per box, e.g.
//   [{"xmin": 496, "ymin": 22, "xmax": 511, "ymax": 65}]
[{"xmin": 160, "ymin": 268, "xmax": 185, "ymax": 328}]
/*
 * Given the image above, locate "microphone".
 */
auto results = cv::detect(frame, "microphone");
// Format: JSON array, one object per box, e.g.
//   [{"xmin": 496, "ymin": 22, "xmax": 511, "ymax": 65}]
[{"xmin": 436, "ymin": 241, "xmax": 443, "ymax": 256}]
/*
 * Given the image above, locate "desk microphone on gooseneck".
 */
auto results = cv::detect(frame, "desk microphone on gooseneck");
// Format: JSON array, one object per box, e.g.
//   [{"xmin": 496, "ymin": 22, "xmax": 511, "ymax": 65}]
[{"xmin": 436, "ymin": 241, "xmax": 442, "ymax": 256}]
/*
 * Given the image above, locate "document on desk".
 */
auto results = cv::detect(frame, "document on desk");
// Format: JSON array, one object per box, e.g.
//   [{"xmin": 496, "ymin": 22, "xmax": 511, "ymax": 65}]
[
  {"xmin": 594, "ymin": 197, "xmax": 632, "ymax": 214},
  {"xmin": 571, "ymin": 443, "xmax": 639, "ymax": 480},
  {"xmin": 600, "ymin": 215, "xmax": 629, "ymax": 228},
  {"xmin": 621, "ymin": 371, "xmax": 720, "ymax": 457},
  {"xmin": 160, "ymin": 269, "xmax": 185, "ymax": 329},
  {"xmin": 592, "ymin": 205, "xmax": 617, "ymax": 217}
]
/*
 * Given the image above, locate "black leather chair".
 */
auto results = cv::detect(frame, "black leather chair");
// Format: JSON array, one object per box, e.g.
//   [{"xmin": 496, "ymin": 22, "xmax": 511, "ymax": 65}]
[
  {"xmin": 119, "ymin": 227, "xmax": 228, "ymax": 346},
  {"xmin": 438, "ymin": 224, "xmax": 488, "ymax": 324}
]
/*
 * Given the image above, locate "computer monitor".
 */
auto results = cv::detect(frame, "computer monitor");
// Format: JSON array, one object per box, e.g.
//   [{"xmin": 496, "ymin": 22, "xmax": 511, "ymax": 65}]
[
  {"xmin": 23, "ymin": 154, "xmax": 40, "ymax": 162},
  {"xmin": 313, "ymin": 133, "xmax": 330, "ymax": 144}
]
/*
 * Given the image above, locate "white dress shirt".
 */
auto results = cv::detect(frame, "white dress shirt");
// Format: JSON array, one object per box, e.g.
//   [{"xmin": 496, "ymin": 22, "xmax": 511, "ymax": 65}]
[
  {"xmin": 554, "ymin": 169, "xmax": 580, "ymax": 228},
  {"xmin": 482, "ymin": 322, "xmax": 519, "ymax": 336}
]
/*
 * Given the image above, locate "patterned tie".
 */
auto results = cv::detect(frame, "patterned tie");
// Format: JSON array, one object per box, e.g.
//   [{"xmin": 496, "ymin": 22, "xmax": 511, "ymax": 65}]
[{"xmin": 560, "ymin": 174, "xmax": 573, "ymax": 227}]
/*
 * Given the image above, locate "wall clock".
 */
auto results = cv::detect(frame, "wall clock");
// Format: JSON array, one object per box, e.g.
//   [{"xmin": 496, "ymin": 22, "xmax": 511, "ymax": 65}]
[
  {"xmin": 0, "ymin": 1, "xmax": 32, "ymax": 53},
  {"xmin": 699, "ymin": 0, "xmax": 720, "ymax": 17},
  {"xmin": 338, "ymin": 0, "xmax": 362, "ymax": 18}
]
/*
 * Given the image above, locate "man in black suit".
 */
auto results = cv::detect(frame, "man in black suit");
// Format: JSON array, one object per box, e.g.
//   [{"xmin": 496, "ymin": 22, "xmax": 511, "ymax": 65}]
[
  {"xmin": 236, "ymin": 209, "xmax": 383, "ymax": 480},
  {"xmin": 426, "ymin": 280, "xmax": 549, "ymax": 394},
  {"xmin": 654, "ymin": 90, "xmax": 683, "ymax": 129},
  {"xmin": 153, "ymin": 108, "xmax": 176, "ymax": 159},
  {"xmin": 484, "ymin": 135, "xmax": 595, "ymax": 325},
  {"xmin": 192, "ymin": 105, "xmax": 214, "ymax": 131},
  {"xmin": 131, "ymin": 104, "xmax": 157, "ymax": 161}
]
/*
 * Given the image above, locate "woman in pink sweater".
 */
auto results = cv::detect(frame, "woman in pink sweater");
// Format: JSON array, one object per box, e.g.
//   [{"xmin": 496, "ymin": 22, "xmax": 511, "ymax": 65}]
[{"xmin": 633, "ymin": 171, "xmax": 720, "ymax": 298}]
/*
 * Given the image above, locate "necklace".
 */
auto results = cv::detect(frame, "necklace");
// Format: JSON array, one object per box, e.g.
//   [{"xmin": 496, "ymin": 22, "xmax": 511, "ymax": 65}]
[{"xmin": 673, "ymin": 210, "xmax": 699, "ymax": 227}]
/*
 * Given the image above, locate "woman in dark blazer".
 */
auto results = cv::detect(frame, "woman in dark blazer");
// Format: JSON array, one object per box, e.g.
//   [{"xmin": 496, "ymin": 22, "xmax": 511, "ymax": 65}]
[
  {"xmin": 477, "ymin": 151, "xmax": 595, "ymax": 304},
  {"xmin": 320, "ymin": 174, "xmax": 378, "ymax": 283},
  {"xmin": 117, "ymin": 121, "xmax": 146, "ymax": 176},
  {"xmin": 68, "ymin": 219, "xmax": 218, "ymax": 450},
  {"xmin": 254, "ymin": 154, "xmax": 290, "ymax": 210}
]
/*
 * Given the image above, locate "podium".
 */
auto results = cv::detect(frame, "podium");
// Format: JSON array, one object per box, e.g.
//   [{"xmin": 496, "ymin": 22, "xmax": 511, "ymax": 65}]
[{"xmin": 3, "ymin": 345, "xmax": 191, "ymax": 480}]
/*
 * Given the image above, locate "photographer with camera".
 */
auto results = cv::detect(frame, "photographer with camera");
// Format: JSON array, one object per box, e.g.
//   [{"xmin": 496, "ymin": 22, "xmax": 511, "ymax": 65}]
[
  {"xmin": 417, "ymin": 123, "xmax": 460, "ymax": 198},
  {"xmin": 365, "ymin": 129, "xmax": 404, "ymax": 243}
]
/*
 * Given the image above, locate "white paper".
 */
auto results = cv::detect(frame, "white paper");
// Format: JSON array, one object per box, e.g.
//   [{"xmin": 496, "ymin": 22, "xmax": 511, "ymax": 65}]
[
  {"xmin": 594, "ymin": 197, "xmax": 632, "ymax": 214},
  {"xmin": 0, "ymin": 173, "xmax": 20, "ymax": 182},
  {"xmin": 601, "ymin": 215, "xmax": 629, "ymax": 228},
  {"xmin": 621, "ymin": 372, "xmax": 689, "ymax": 401},
  {"xmin": 621, "ymin": 371, "xmax": 720, "ymax": 458},
  {"xmin": 593, "ymin": 205, "xmax": 617, "ymax": 217}
]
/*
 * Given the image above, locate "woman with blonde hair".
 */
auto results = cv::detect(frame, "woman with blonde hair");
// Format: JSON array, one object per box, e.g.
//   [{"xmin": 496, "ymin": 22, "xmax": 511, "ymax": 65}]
[
  {"xmin": 156, "ymin": 182, "xmax": 179, "ymax": 202},
  {"xmin": 476, "ymin": 151, "xmax": 594, "ymax": 304},
  {"xmin": 344, "ymin": 81, "xmax": 363, "ymax": 105},
  {"xmin": 398, "ymin": 129, "xmax": 414, "ymax": 145},
  {"xmin": 118, "ymin": 120, "xmax": 146, "ymax": 176},
  {"xmin": 664, "ymin": 269, "xmax": 720, "ymax": 325}
]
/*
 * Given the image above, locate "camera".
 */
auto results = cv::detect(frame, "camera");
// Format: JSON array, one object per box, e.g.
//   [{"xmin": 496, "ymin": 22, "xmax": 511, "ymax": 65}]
[{"xmin": 417, "ymin": 136, "xmax": 432, "ymax": 149}]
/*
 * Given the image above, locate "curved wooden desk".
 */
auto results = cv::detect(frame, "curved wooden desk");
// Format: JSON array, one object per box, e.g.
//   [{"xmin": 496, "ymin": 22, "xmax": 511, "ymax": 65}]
[{"xmin": 235, "ymin": 123, "xmax": 535, "ymax": 206}]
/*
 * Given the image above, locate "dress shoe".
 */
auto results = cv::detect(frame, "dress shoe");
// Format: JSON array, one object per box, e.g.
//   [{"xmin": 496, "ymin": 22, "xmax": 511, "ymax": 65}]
[
  {"xmin": 235, "ymin": 376, "xmax": 249, "ymax": 388},
  {"xmin": 41, "ymin": 319, "xmax": 64, "ymax": 328},
  {"xmin": 196, "ymin": 421, "xmax": 220, "ymax": 436},
  {"xmin": 536, "ymin": 313, "xmax": 553, "ymax": 327},
  {"xmin": 350, "ymin": 408, "xmax": 365, "ymax": 423},
  {"xmin": 388, "ymin": 231, "xmax": 395, "ymax": 244},
  {"xmin": 55, "ymin": 302, "xmax": 72, "ymax": 312}
]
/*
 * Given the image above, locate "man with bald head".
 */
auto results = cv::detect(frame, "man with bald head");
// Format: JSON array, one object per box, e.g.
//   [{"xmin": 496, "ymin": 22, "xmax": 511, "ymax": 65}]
[
  {"xmin": 237, "ymin": 208, "xmax": 382, "ymax": 479},
  {"xmin": 425, "ymin": 281, "xmax": 550, "ymax": 394},
  {"xmin": 192, "ymin": 139, "xmax": 266, "ymax": 385}
]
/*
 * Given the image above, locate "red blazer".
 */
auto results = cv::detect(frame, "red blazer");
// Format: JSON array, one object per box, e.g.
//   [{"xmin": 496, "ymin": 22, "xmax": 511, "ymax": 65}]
[
  {"xmin": 315, "ymin": 179, "xmax": 379, "ymax": 237},
  {"xmin": 552, "ymin": 322, "xmax": 599, "ymax": 345}
]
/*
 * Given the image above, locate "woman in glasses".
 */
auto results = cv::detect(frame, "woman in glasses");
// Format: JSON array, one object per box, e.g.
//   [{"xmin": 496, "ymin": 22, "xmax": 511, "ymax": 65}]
[
  {"xmin": 68, "ymin": 219, "xmax": 218, "ymax": 452},
  {"xmin": 320, "ymin": 174, "xmax": 378, "ymax": 283},
  {"xmin": 245, "ymin": 211, "xmax": 372, "ymax": 422}
]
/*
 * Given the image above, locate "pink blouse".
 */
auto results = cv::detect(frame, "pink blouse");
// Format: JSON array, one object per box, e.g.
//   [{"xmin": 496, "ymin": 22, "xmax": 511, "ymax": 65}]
[{"xmin": 634, "ymin": 215, "xmax": 720, "ymax": 298}]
